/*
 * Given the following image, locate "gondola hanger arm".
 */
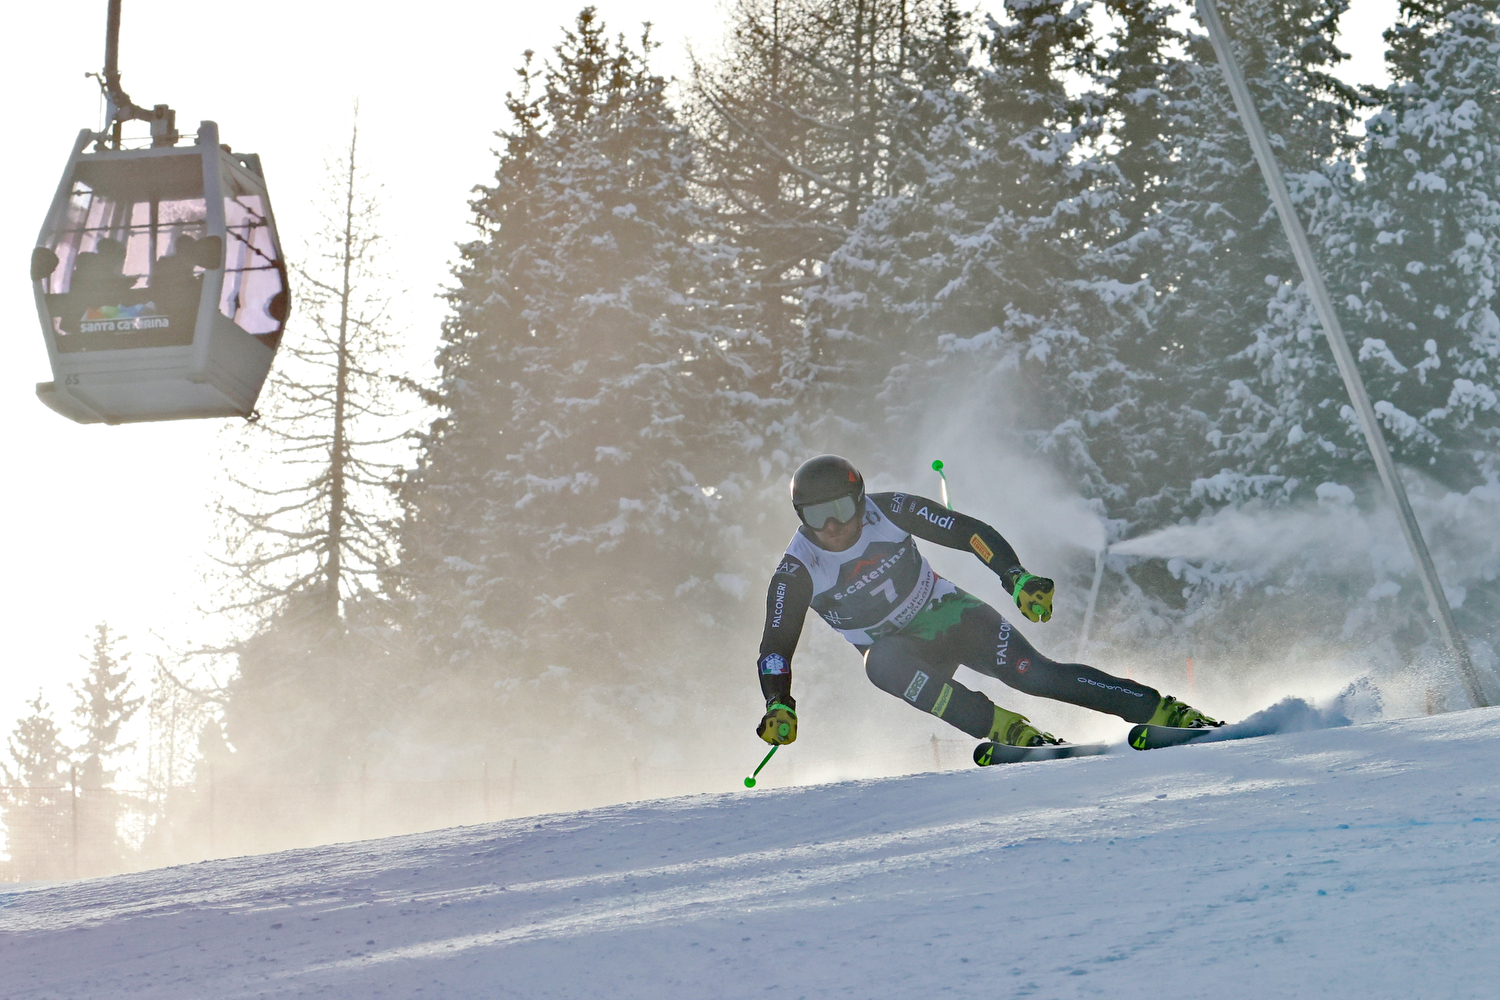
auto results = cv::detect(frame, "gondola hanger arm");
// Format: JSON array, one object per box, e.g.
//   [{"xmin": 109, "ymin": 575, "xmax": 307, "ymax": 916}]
[{"xmin": 94, "ymin": 0, "xmax": 178, "ymax": 149}]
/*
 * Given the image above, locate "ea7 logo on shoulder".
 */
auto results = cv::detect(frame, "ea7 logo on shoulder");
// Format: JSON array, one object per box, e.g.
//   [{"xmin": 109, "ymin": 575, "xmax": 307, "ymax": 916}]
[
  {"xmin": 775, "ymin": 560, "xmax": 801, "ymax": 577},
  {"xmin": 916, "ymin": 506, "xmax": 955, "ymax": 530},
  {"xmin": 888, "ymin": 494, "xmax": 906, "ymax": 514}
]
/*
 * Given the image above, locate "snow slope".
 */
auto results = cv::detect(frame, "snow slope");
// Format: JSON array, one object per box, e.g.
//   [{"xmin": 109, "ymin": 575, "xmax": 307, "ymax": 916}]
[{"xmin": 3, "ymin": 706, "xmax": 1498, "ymax": 999}]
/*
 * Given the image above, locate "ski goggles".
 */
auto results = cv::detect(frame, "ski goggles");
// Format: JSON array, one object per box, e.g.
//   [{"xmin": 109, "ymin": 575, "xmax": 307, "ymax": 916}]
[{"xmin": 798, "ymin": 494, "xmax": 860, "ymax": 529}]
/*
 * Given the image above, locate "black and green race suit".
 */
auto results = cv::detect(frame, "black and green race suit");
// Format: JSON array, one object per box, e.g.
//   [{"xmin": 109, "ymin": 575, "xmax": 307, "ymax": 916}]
[{"xmin": 756, "ymin": 491, "xmax": 1162, "ymax": 737}]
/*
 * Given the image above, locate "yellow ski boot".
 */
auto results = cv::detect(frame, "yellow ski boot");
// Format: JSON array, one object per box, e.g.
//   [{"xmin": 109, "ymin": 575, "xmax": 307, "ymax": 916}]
[
  {"xmin": 1146, "ymin": 695, "xmax": 1221, "ymax": 729},
  {"xmin": 987, "ymin": 705, "xmax": 1062, "ymax": 747}
]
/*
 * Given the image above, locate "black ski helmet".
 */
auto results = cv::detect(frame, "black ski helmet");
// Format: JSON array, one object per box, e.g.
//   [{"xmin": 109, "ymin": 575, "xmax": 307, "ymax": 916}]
[{"xmin": 791, "ymin": 454, "xmax": 865, "ymax": 528}]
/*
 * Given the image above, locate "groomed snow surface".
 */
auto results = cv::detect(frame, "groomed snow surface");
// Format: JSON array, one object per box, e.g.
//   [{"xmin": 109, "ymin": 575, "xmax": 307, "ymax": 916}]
[{"xmin": 3, "ymin": 703, "xmax": 1497, "ymax": 999}]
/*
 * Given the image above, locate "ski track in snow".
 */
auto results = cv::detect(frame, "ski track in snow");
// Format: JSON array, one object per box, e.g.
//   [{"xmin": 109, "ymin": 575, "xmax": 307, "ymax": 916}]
[{"xmin": 2, "ymin": 707, "xmax": 1498, "ymax": 999}]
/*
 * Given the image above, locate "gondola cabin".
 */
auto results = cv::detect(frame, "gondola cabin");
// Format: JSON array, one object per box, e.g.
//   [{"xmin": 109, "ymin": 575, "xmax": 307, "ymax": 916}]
[{"xmin": 30, "ymin": 120, "xmax": 287, "ymax": 424}]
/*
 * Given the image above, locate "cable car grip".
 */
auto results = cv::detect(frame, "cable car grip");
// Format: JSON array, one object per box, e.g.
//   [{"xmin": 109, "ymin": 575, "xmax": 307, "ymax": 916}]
[{"xmin": 94, "ymin": 0, "xmax": 178, "ymax": 150}]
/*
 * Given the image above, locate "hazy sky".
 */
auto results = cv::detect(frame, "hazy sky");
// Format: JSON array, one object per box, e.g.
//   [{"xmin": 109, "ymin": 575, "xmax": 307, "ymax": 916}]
[{"xmin": 0, "ymin": 0, "xmax": 1397, "ymax": 755}]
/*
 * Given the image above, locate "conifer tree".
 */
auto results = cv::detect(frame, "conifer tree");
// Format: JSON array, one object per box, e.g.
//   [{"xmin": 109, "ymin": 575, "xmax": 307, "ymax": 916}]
[
  {"xmin": 1212, "ymin": 0, "xmax": 1500, "ymax": 651},
  {"xmin": 140, "ymin": 656, "xmax": 213, "ymax": 865},
  {"xmin": 0, "ymin": 693, "xmax": 72, "ymax": 881},
  {"xmin": 691, "ymin": 0, "xmax": 942, "ymax": 282},
  {"xmin": 1096, "ymin": 0, "xmax": 1179, "ymax": 243},
  {"xmin": 804, "ymin": 0, "xmax": 1142, "ymax": 504},
  {"xmin": 68, "ymin": 622, "xmax": 142, "ymax": 873},
  {"xmin": 217, "ymin": 115, "xmax": 410, "ymax": 625},
  {"xmin": 214, "ymin": 115, "xmax": 416, "ymax": 779},
  {"xmin": 72, "ymin": 622, "xmax": 142, "ymax": 790},
  {"xmin": 404, "ymin": 10, "xmax": 764, "ymax": 749},
  {"xmin": 1338, "ymin": 0, "xmax": 1500, "ymax": 490},
  {"xmin": 1041, "ymin": 0, "xmax": 1370, "ymax": 656},
  {"xmin": 687, "ymin": 0, "xmax": 948, "ymax": 462},
  {"xmin": 1114, "ymin": 0, "xmax": 1361, "ymax": 522},
  {"xmin": 1184, "ymin": 2, "xmax": 1500, "ymax": 503}
]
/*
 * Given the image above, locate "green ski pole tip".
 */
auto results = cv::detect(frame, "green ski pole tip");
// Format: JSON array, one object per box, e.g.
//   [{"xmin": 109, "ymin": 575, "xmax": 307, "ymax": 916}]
[
  {"xmin": 932, "ymin": 460, "xmax": 944, "ymax": 471},
  {"xmin": 745, "ymin": 744, "xmax": 777, "ymax": 788}
]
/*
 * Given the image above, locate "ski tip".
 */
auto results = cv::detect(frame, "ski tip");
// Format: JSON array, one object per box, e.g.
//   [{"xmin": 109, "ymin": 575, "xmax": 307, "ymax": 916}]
[{"xmin": 1128, "ymin": 724, "xmax": 1150, "ymax": 750}]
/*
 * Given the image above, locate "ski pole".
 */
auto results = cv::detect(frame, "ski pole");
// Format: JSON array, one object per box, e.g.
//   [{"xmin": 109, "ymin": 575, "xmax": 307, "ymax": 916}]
[
  {"xmin": 743, "ymin": 745, "xmax": 779, "ymax": 788},
  {"xmin": 932, "ymin": 459, "xmax": 950, "ymax": 508}
]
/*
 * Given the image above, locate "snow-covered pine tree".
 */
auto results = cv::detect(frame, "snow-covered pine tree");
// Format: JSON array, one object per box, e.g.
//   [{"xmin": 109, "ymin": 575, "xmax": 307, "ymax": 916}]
[
  {"xmin": 0, "ymin": 693, "xmax": 72, "ymax": 881},
  {"xmin": 1089, "ymin": 0, "xmax": 1499, "ymax": 680},
  {"xmin": 1096, "ymin": 0, "xmax": 1180, "ymax": 243},
  {"xmin": 1295, "ymin": 0, "xmax": 1500, "ymax": 645},
  {"xmin": 1124, "ymin": 0, "xmax": 1362, "ymax": 523},
  {"xmin": 1151, "ymin": 0, "xmax": 1500, "ymax": 509},
  {"xmin": 687, "ymin": 0, "xmax": 949, "ymax": 470},
  {"xmin": 1339, "ymin": 0, "xmax": 1500, "ymax": 491},
  {"xmin": 1203, "ymin": 1, "xmax": 1500, "ymax": 499},
  {"xmin": 690, "ymin": 0, "xmax": 944, "ymax": 301},
  {"xmin": 403, "ymin": 11, "xmax": 762, "ymax": 750},
  {"xmin": 804, "ymin": 0, "xmax": 1148, "ymax": 509},
  {"xmin": 1062, "ymin": 0, "xmax": 1368, "ymax": 659}
]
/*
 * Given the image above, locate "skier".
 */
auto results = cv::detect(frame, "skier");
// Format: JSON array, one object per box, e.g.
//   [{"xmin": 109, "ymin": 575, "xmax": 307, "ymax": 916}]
[{"xmin": 754, "ymin": 455, "xmax": 1219, "ymax": 755}]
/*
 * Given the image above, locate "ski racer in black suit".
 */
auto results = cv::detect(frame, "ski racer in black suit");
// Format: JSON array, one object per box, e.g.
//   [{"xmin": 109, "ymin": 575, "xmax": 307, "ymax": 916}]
[{"xmin": 754, "ymin": 455, "xmax": 1219, "ymax": 753}]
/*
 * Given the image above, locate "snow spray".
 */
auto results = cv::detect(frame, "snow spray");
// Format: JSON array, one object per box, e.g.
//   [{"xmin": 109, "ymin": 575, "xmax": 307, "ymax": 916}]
[{"xmin": 743, "ymin": 745, "xmax": 779, "ymax": 788}]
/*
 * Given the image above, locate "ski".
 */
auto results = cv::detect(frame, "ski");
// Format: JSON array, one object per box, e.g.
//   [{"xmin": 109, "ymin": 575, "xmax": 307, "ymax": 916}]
[
  {"xmin": 973, "ymin": 741, "xmax": 1110, "ymax": 766},
  {"xmin": 1130, "ymin": 697, "xmax": 1337, "ymax": 751},
  {"xmin": 1128, "ymin": 715, "xmax": 1280, "ymax": 751},
  {"xmin": 1128, "ymin": 724, "xmax": 1220, "ymax": 750}
]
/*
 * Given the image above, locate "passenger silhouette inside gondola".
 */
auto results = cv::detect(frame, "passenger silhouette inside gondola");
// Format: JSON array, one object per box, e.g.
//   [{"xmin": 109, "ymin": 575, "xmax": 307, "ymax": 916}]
[
  {"xmin": 71, "ymin": 238, "xmax": 136, "ymax": 304},
  {"xmin": 150, "ymin": 234, "xmax": 204, "ymax": 328},
  {"xmin": 66, "ymin": 238, "xmax": 138, "ymax": 336}
]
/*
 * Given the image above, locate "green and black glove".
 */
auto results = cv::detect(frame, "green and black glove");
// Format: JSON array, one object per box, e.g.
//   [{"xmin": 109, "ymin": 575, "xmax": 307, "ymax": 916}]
[
  {"xmin": 1006, "ymin": 568, "xmax": 1055, "ymax": 624},
  {"xmin": 758, "ymin": 701, "xmax": 798, "ymax": 745}
]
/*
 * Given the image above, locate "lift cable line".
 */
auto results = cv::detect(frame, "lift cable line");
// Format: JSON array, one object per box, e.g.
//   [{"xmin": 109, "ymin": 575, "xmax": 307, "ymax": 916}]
[{"xmin": 1195, "ymin": 0, "xmax": 1490, "ymax": 709}]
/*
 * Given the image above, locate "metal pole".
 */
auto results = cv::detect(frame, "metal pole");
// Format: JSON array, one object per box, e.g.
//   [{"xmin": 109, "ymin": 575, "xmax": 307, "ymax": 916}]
[
  {"xmin": 207, "ymin": 762, "xmax": 216, "ymax": 858},
  {"xmin": 103, "ymin": 0, "xmax": 127, "ymax": 143},
  {"xmin": 1076, "ymin": 545, "xmax": 1107, "ymax": 660},
  {"xmin": 1195, "ymin": 0, "xmax": 1489, "ymax": 708},
  {"xmin": 932, "ymin": 460, "xmax": 950, "ymax": 508},
  {"xmin": 104, "ymin": 0, "xmax": 122, "ymax": 92},
  {"xmin": 70, "ymin": 765, "xmax": 79, "ymax": 880}
]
